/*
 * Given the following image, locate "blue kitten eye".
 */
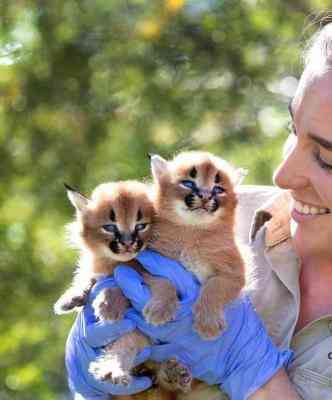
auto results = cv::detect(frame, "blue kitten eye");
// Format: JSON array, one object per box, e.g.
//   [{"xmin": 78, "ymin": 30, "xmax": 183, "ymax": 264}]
[
  {"xmin": 213, "ymin": 186, "xmax": 225, "ymax": 195},
  {"xmin": 102, "ymin": 224, "xmax": 117, "ymax": 233},
  {"xmin": 180, "ymin": 180, "xmax": 196, "ymax": 190},
  {"xmin": 136, "ymin": 223, "xmax": 148, "ymax": 231}
]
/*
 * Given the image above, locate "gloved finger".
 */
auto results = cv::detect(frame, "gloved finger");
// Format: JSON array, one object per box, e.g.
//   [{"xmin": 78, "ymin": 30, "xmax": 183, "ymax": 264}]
[
  {"xmin": 100, "ymin": 376, "xmax": 152, "ymax": 395},
  {"xmin": 133, "ymin": 347, "xmax": 152, "ymax": 368},
  {"xmin": 136, "ymin": 250, "xmax": 200, "ymax": 300},
  {"xmin": 89, "ymin": 276, "xmax": 116, "ymax": 301},
  {"xmin": 149, "ymin": 344, "xmax": 179, "ymax": 362},
  {"xmin": 114, "ymin": 266, "xmax": 151, "ymax": 311},
  {"xmin": 125, "ymin": 309, "xmax": 170, "ymax": 340},
  {"xmin": 126, "ymin": 309, "xmax": 193, "ymax": 343},
  {"xmin": 84, "ymin": 318, "xmax": 136, "ymax": 348}
]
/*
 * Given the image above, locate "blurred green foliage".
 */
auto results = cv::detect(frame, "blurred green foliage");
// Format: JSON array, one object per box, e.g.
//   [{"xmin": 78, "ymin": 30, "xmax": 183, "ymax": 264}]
[{"xmin": 0, "ymin": 0, "xmax": 329, "ymax": 398}]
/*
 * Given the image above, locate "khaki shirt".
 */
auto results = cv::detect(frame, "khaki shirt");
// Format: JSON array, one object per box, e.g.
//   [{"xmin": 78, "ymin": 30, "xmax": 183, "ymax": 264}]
[{"xmin": 179, "ymin": 185, "xmax": 332, "ymax": 400}]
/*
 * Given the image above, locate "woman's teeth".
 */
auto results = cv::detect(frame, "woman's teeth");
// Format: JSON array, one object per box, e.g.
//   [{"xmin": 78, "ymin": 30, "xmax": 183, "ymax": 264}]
[{"xmin": 294, "ymin": 200, "xmax": 330, "ymax": 215}]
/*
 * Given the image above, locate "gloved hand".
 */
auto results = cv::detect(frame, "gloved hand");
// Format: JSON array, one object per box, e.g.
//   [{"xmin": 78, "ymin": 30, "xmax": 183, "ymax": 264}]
[
  {"xmin": 65, "ymin": 276, "xmax": 152, "ymax": 400},
  {"xmin": 114, "ymin": 250, "xmax": 293, "ymax": 400}
]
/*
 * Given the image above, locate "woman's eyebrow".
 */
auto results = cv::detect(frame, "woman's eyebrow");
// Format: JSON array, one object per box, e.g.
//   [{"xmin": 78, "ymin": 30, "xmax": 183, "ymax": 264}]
[{"xmin": 309, "ymin": 133, "xmax": 332, "ymax": 151}]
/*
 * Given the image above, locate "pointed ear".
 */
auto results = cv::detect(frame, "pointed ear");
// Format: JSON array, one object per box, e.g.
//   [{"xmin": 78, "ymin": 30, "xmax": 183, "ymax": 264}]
[
  {"xmin": 232, "ymin": 168, "xmax": 248, "ymax": 186},
  {"xmin": 150, "ymin": 154, "xmax": 169, "ymax": 182},
  {"xmin": 64, "ymin": 183, "xmax": 89, "ymax": 212}
]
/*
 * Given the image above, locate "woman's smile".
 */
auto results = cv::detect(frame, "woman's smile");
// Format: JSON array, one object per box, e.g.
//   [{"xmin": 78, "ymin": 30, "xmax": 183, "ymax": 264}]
[{"xmin": 291, "ymin": 198, "xmax": 331, "ymax": 223}]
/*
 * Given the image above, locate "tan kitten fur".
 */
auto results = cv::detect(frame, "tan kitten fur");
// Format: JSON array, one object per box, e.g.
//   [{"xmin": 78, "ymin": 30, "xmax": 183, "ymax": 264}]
[
  {"xmin": 150, "ymin": 151, "xmax": 246, "ymax": 339},
  {"xmin": 54, "ymin": 181, "xmax": 154, "ymax": 313},
  {"xmin": 114, "ymin": 153, "xmax": 247, "ymax": 399},
  {"xmin": 54, "ymin": 181, "xmax": 179, "ymax": 389}
]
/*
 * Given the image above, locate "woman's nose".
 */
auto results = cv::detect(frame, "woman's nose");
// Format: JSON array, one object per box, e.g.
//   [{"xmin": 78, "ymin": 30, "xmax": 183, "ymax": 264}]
[{"xmin": 273, "ymin": 145, "xmax": 309, "ymax": 190}]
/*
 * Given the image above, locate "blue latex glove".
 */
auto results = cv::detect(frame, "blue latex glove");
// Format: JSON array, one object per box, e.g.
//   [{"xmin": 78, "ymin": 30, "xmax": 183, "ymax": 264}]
[
  {"xmin": 114, "ymin": 250, "xmax": 293, "ymax": 400},
  {"xmin": 65, "ymin": 276, "xmax": 152, "ymax": 400}
]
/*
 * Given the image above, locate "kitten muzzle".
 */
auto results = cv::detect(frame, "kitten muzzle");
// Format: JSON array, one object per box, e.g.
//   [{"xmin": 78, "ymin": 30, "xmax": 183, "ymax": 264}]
[
  {"xmin": 120, "ymin": 233, "xmax": 135, "ymax": 246},
  {"xmin": 197, "ymin": 188, "xmax": 212, "ymax": 201},
  {"xmin": 184, "ymin": 191, "xmax": 220, "ymax": 213},
  {"xmin": 110, "ymin": 235, "xmax": 144, "ymax": 255},
  {"xmin": 135, "ymin": 238, "xmax": 144, "ymax": 252},
  {"xmin": 110, "ymin": 240, "xmax": 120, "ymax": 254},
  {"xmin": 184, "ymin": 194, "xmax": 196, "ymax": 208},
  {"xmin": 207, "ymin": 198, "xmax": 219, "ymax": 213}
]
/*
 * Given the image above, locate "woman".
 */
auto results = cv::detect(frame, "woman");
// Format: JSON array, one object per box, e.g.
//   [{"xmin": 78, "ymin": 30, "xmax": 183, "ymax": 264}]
[
  {"xmin": 232, "ymin": 22, "xmax": 332, "ymax": 398},
  {"xmin": 67, "ymin": 23, "xmax": 332, "ymax": 400}
]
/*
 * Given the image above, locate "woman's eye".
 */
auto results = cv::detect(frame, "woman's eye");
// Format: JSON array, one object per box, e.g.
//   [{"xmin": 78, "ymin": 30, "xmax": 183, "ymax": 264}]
[
  {"xmin": 102, "ymin": 224, "xmax": 117, "ymax": 233},
  {"xmin": 213, "ymin": 186, "xmax": 225, "ymax": 195},
  {"xmin": 136, "ymin": 223, "xmax": 148, "ymax": 231},
  {"xmin": 180, "ymin": 180, "xmax": 196, "ymax": 189},
  {"xmin": 314, "ymin": 150, "xmax": 332, "ymax": 171}
]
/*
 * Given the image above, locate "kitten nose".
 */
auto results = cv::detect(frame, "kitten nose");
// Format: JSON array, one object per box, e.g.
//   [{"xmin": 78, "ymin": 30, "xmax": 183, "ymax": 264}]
[
  {"xmin": 198, "ymin": 188, "xmax": 212, "ymax": 201},
  {"xmin": 121, "ymin": 233, "xmax": 134, "ymax": 246}
]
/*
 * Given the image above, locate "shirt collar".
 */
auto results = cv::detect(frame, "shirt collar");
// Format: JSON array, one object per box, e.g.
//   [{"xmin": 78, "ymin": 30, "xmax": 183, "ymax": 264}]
[
  {"xmin": 250, "ymin": 190, "xmax": 292, "ymax": 248},
  {"xmin": 250, "ymin": 190, "xmax": 300, "ymax": 301}
]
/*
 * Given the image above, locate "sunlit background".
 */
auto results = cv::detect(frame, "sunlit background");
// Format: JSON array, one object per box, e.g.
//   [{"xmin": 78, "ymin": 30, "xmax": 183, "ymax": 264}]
[{"xmin": 0, "ymin": 1, "xmax": 329, "ymax": 398}]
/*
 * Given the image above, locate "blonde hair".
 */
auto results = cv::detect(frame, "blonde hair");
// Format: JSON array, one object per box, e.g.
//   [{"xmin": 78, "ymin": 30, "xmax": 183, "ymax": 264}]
[{"xmin": 304, "ymin": 21, "xmax": 332, "ymax": 71}]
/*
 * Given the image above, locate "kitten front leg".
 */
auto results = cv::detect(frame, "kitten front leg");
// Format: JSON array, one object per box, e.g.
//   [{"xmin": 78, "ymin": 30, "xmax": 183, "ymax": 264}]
[
  {"xmin": 90, "ymin": 289, "xmax": 143, "ymax": 384},
  {"xmin": 141, "ymin": 273, "xmax": 179, "ymax": 326},
  {"xmin": 193, "ymin": 277, "xmax": 227, "ymax": 339},
  {"xmin": 193, "ymin": 273, "xmax": 244, "ymax": 339},
  {"xmin": 90, "ymin": 330, "xmax": 149, "ymax": 384},
  {"xmin": 93, "ymin": 287, "xmax": 130, "ymax": 321},
  {"xmin": 54, "ymin": 277, "xmax": 96, "ymax": 314}
]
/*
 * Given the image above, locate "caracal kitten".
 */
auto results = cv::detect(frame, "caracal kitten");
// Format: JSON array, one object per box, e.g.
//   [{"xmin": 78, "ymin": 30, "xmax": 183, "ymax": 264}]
[
  {"xmin": 150, "ymin": 151, "xmax": 247, "ymax": 341},
  {"xmin": 110, "ymin": 154, "xmax": 247, "ymax": 400},
  {"xmin": 54, "ymin": 181, "xmax": 180, "ymax": 387}
]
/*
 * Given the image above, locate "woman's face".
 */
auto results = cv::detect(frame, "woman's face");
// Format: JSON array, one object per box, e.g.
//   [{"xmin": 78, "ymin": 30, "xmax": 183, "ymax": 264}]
[{"xmin": 274, "ymin": 69, "xmax": 332, "ymax": 260}]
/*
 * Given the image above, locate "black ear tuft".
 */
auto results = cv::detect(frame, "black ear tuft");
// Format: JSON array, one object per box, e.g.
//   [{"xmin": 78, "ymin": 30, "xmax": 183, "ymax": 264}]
[
  {"xmin": 65, "ymin": 183, "xmax": 89, "ymax": 211},
  {"xmin": 64, "ymin": 182, "xmax": 77, "ymax": 192},
  {"xmin": 64, "ymin": 182, "xmax": 87, "ymax": 198}
]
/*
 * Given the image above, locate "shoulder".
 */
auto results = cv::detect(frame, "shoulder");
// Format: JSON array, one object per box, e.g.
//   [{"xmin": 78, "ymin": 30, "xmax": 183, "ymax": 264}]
[
  {"xmin": 237, "ymin": 188, "xmax": 299, "ymax": 348},
  {"xmin": 235, "ymin": 185, "xmax": 282, "ymax": 245}
]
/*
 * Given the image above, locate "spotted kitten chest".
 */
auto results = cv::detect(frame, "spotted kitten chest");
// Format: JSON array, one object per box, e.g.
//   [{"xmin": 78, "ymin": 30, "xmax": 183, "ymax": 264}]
[{"xmin": 179, "ymin": 249, "xmax": 213, "ymax": 283}]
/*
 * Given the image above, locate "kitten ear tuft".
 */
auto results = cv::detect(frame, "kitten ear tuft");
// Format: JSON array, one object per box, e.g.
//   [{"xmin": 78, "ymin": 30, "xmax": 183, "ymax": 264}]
[
  {"xmin": 64, "ymin": 182, "xmax": 77, "ymax": 192},
  {"xmin": 232, "ymin": 168, "xmax": 248, "ymax": 186},
  {"xmin": 150, "ymin": 154, "xmax": 169, "ymax": 181},
  {"xmin": 64, "ymin": 183, "xmax": 89, "ymax": 212}
]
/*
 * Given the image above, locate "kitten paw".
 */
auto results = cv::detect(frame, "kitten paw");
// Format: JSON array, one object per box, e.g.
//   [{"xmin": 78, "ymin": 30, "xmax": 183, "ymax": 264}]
[
  {"xmin": 143, "ymin": 299, "xmax": 178, "ymax": 326},
  {"xmin": 89, "ymin": 358, "xmax": 131, "ymax": 385},
  {"xmin": 158, "ymin": 358, "xmax": 192, "ymax": 393},
  {"xmin": 193, "ymin": 303, "xmax": 227, "ymax": 339},
  {"xmin": 93, "ymin": 287, "xmax": 129, "ymax": 321},
  {"xmin": 53, "ymin": 294, "xmax": 87, "ymax": 314},
  {"xmin": 54, "ymin": 278, "xmax": 96, "ymax": 315}
]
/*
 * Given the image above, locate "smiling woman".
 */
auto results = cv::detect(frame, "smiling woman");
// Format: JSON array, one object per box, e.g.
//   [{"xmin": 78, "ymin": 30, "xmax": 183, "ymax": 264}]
[
  {"xmin": 274, "ymin": 68, "xmax": 332, "ymax": 261},
  {"xmin": 243, "ymin": 22, "xmax": 332, "ymax": 399}
]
